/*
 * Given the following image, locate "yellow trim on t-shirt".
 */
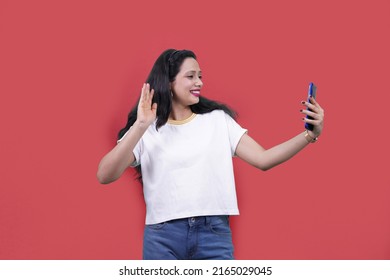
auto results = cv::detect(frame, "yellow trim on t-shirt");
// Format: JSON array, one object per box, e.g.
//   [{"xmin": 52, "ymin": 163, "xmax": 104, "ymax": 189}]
[{"xmin": 167, "ymin": 113, "xmax": 197, "ymax": 125}]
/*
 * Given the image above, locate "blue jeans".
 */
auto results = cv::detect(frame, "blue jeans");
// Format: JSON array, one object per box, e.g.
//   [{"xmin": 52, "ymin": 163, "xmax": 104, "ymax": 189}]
[{"xmin": 143, "ymin": 215, "xmax": 234, "ymax": 260}]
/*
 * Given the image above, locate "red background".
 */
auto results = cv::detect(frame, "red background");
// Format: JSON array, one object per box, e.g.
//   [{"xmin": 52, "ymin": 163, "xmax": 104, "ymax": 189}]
[{"xmin": 1, "ymin": 0, "xmax": 389, "ymax": 259}]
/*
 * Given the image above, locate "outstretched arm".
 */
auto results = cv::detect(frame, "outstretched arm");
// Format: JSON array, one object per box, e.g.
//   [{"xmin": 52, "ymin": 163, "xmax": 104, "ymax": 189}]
[
  {"xmin": 97, "ymin": 83, "xmax": 157, "ymax": 184},
  {"xmin": 235, "ymin": 97, "xmax": 324, "ymax": 171}
]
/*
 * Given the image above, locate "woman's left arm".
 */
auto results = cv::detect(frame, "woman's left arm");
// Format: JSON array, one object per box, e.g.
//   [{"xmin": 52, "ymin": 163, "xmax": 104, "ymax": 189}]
[{"xmin": 235, "ymin": 97, "xmax": 324, "ymax": 171}]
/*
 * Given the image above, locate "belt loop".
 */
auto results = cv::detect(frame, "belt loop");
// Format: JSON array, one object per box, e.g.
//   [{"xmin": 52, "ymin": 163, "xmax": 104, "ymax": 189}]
[{"xmin": 205, "ymin": 216, "xmax": 211, "ymax": 225}]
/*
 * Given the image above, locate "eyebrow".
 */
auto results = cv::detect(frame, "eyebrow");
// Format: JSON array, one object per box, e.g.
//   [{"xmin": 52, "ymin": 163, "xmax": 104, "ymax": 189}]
[{"xmin": 185, "ymin": 70, "xmax": 202, "ymax": 75}]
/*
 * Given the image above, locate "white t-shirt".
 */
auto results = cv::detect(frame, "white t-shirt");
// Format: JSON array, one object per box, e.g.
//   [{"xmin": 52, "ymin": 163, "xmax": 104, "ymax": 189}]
[{"xmin": 118, "ymin": 110, "xmax": 247, "ymax": 224}]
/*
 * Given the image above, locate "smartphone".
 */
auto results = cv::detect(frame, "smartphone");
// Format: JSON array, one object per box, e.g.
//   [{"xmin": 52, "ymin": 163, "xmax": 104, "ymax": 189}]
[{"xmin": 305, "ymin": 82, "xmax": 317, "ymax": 131}]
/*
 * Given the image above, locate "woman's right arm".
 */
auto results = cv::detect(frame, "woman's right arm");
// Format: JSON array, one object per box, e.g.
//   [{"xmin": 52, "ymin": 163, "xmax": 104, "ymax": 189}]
[{"xmin": 97, "ymin": 83, "xmax": 157, "ymax": 184}]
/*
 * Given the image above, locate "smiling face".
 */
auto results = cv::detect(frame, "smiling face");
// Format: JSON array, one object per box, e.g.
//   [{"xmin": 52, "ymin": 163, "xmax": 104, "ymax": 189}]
[{"xmin": 171, "ymin": 57, "xmax": 203, "ymax": 109}]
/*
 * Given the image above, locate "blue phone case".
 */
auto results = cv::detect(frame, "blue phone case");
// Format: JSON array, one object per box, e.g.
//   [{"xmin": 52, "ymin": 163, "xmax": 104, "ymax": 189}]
[{"xmin": 305, "ymin": 82, "xmax": 317, "ymax": 131}]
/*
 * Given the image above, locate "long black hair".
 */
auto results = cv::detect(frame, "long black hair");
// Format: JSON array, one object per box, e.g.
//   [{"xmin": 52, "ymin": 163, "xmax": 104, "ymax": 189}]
[{"xmin": 118, "ymin": 49, "xmax": 237, "ymax": 181}]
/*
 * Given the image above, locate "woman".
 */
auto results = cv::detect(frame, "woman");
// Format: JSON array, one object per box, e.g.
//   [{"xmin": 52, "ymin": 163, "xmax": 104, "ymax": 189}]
[{"xmin": 97, "ymin": 49, "xmax": 324, "ymax": 260}]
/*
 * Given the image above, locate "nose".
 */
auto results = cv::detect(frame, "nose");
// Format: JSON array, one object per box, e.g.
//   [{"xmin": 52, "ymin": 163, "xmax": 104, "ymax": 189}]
[{"xmin": 195, "ymin": 77, "xmax": 203, "ymax": 88}]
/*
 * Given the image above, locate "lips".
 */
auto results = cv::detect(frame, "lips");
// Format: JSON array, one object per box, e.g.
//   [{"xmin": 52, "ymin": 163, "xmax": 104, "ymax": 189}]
[{"xmin": 190, "ymin": 90, "xmax": 200, "ymax": 97}]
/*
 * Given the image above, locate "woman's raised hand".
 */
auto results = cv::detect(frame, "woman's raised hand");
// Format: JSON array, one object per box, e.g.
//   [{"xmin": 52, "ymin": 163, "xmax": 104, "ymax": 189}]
[
  {"xmin": 137, "ymin": 83, "xmax": 157, "ymax": 126},
  {"xmin": 301, "ymin": 97, "xmax": 324, "ymax": 138}
]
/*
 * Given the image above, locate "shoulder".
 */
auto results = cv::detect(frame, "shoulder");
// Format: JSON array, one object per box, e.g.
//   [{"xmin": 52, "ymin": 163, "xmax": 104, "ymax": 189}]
[
  {"xmin": 199, "ymin": 109, "xmax": 226, "ymax": 119},
  {"xmin": 195, "ymin": 110, "xmax": 227, "ymax": 126},
  {"xmin": 196, "ymin": 110, "xmax": 239, "ymax": 132},
  {"xmin": 197, "ymin": 110, "xmax": 238, "ymax": 127}
]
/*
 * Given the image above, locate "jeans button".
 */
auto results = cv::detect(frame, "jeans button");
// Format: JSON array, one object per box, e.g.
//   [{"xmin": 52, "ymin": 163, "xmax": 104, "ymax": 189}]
[{"xmin": 191, "ymin": 217, "xmax": 195, "ymax": 223}]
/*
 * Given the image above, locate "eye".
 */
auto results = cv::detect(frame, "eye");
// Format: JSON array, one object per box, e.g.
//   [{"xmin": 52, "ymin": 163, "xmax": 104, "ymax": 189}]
[{"xmin": 186, "ymin": 75, "xmax": 202, "ymax": 79}]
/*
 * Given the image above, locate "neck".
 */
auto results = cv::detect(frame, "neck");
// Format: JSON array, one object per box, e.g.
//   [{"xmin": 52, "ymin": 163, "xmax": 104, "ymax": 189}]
[{"xmin": 169, "ymin": 105, "xmax": 193, "ymax": 121}]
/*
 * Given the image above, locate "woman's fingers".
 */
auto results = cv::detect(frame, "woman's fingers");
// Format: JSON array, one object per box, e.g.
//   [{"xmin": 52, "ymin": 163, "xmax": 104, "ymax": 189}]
[
  {"xmin": 137, "ymin": 83, "xmax": 157, "ymax": 125},
  {"xmin": 300, "ymin": 97, "xmax": 324, "ymax": 137},
  {"xmin": 303, "ymin": 117, "xmax": 320, "ymax": 125},
  {"xmin": 146, "ymin": 83, "xmax": 151, "ymax": 102},
  {"xmin": 301, "ymin": 109, "xmax": 317, "ymax": 118},
  {"xmin": 139, "ymin": 83, "xmax": 150, "ymax": 103},
  {"xmin": 309, "ymin": 96, "xmax": 323, "ymax": 110},
  {"xmin": 139, "ymin": 83, "xmax": 146, "ymax": 102},
  {"xmin": 145, "ymin": 84, "xmax": 155, "ymax": 104},
  {"xmin": 150, "ymin": 88, "xmax": 155, "ymax": 103},
  {"xmin": 144, "ymin": 83, "xmax": 150, "ymax": 102},
  {"xmin": 301, "ymin": 98, "xmax": 324, "ymax": 116},
  {"xmin": 301, "ymin": 100, "xmax": 317, "ymax": 113},
  {"xmin": 139, "ymin": 83, "xmax": 156, "ymax": 112},
  {"xmin": 300, "ymin": 108, "xmax": 324, "ymax": 121},
  {"xmin": 151, "ymin": 101, "xmax": 158, "ymax": 114}
]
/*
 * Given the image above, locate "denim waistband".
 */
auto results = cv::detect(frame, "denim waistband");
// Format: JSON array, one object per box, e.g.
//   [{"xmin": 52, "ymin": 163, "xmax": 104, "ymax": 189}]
[{"xmin": 165, "ymin": 215, "xmax": 229, "ymax": 226}]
